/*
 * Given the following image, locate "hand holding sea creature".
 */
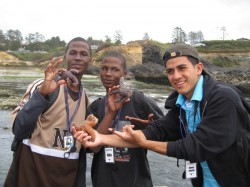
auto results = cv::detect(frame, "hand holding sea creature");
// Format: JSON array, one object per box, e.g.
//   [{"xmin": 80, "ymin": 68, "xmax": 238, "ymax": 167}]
[
  {"xmin": 74, "ymin": 114, "xmax": 98, "ymax": 141},
  {"xmin": 56, "ymin": 69, "xmax": 79, "ymax": 86},
  {"xmin": 110, "ymin": 77, "xmax": 132, "ymax": 102}
]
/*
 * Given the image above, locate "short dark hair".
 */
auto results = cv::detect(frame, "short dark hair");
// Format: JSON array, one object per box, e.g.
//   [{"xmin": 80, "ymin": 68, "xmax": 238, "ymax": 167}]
[
  {"xmin": 188, "ymin": 56, "xmax": 199, "ymax": 66},
  {"xmin": 103, "ymin": 51, "xmax": 126, "ymax": 70},
  {"xmin": 188, "ymin": 56, "xmax": 208, "ymax": 75},
  {"xmin": 65, "ymin": 37, "xmax": 92, "ymax": 56}
]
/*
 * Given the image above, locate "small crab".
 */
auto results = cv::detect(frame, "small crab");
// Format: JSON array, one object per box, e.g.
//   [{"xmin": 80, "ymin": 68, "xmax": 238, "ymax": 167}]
[
  {"xmin": 56, "ymin": 69, "xmax": 79, "ymax": 86},
  {"xmin": 75, "ymin": 114, "xmax": 98, "ymax": 141},
  {"xmin": 110, "ymin": 77, "xmax": 132, "ymax": 102}
]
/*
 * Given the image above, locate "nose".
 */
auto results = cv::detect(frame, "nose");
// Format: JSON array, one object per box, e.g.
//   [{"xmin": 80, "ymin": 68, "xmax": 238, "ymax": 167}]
[
  {"xmin": 75, "ymin": 53, "xmax": 82, "ymax": 60},
  {"xmin": 106, "ymin": 69, "xmax": 113, "ymax": 76},
  {"xmin": 172, "ymin": 70, "xmax": 182, "ymax": 80},
  {"xmin": 102, "ymin": 69, "xmax": 113, "ymax": 77}
]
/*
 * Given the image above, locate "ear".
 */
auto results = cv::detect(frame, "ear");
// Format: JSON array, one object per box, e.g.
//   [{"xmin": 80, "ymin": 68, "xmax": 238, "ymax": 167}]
[{"xmin": 196, "ymin": 62, "xmax": 203, "ymax": 75}]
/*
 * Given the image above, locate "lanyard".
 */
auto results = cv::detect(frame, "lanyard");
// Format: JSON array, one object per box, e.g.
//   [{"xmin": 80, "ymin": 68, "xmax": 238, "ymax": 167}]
[
  {"xmin": 64, "ymin": 84, "xmax": 82, "ymax": 134},
  {"xmin": 113, "ymin": 109, "xmax": 122, "ymax": 130},
  {"xmin": 179, "ymin": 108, "xmax": 188, "ymax": 138},
  {"xmin": 179, "ymin": 101, "xmax": 200, "ymax": 138}
]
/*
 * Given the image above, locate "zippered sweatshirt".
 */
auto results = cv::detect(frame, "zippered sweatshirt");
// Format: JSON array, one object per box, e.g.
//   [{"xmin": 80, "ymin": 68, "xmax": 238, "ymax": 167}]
[
  {"xmin": 143, "ymin": 74, "xmax": 250, "ymax": 187},
  {"xmin": 5, "ymin": 81, "xmax": 87, "ymax": 187}
]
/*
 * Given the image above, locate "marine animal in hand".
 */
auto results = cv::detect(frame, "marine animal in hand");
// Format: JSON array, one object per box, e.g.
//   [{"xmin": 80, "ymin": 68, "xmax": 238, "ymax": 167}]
[
  {"xmin": 110, "ymin": 77, "xmax": 132, "ymax": 102},
  {"xmin": 75, "ymin": 114, "xmax": 98, "ymax": 141},
  {"xmin": 56, "ymin": 69, "xmax": 79, "ymax": 86}
]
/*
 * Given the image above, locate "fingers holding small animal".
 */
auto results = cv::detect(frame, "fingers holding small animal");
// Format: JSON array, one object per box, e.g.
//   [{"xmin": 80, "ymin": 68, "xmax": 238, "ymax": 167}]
[
  {"xmin": 109, "ymin": 77, "xmax": 132, "ymax": 102},
  {"xmin": 39, "ymin": 58, "xmax": 65, "ymax": 95},
  {"xmin": 107, "ymin": 86, "xmax": 130, "ymax": 112},
  {"xmin": 45, "ymin": 58, "xmax": 63, "ymax": 78},
  {"xmin": 75, "ymin": 131, "xmax": 92, "ymax": 146},
  {"xmin": 72, "ymin": 125, "xmax": 102, "ymax": 148},
  {"xmin": 71, "ymin": 114, "xmax": 99, "ymax": 147},
  {"xmin": 56, "ymin": 69, "xmax": 79, "ymax": 86},
  {"xmin": 50, "ymin": 58, "xmax": 63, "ymax": 69}
]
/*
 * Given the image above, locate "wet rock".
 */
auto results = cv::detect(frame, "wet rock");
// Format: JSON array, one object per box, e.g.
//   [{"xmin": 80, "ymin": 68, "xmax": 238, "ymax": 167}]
[
  {"xmin": 142, "ymin": 44, "xmax": 162, "ymax": 65},
  {"xmin": 130, "ymin": 63, "xmax": 169, "ymax": 85}
]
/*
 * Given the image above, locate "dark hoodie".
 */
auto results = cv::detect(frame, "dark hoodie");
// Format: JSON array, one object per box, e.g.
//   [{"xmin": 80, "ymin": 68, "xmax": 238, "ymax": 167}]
[{"xmin": 143, "ymin": 73, "xmax": 250, "ymax": 187}]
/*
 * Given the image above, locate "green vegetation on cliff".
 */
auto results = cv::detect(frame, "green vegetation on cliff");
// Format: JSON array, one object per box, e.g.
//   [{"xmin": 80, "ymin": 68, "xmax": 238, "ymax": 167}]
[
  {"xmin": 1, "ymin": 40, "xmax": 250, "ymax": 69},
  {"xmin": 197, "ymin": 40, "xmax": 250, "ymax": 53}
]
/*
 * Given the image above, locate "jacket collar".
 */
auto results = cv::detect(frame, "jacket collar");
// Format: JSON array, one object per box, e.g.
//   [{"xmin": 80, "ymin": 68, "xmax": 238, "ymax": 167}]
[{"xmin": 165, "ymin": 73, "xmax": 217, "ymax": 110}]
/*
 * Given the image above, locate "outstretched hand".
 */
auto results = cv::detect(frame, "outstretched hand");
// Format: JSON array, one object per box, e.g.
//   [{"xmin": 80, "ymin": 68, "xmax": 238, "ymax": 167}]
[
  {"xmin": 111, "ymin": 125, "xmax": 146, "ymax": 146},
  {"xmin": 39, "ymin": 58, "xmax": 66, "ymax": 96}
]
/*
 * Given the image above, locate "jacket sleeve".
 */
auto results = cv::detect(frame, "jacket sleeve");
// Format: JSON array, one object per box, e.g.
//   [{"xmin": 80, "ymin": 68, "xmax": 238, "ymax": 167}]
[
  {"xmin": 142, "ymin": 108, "xmax": 181, "ymax": 142},
  {"xmin": 13, "ymin": 91, "xmax": 51, "ymax": 139},
  {"xmin": 167, "ymin": 85, "xmax": 247, "ymax": 162}
]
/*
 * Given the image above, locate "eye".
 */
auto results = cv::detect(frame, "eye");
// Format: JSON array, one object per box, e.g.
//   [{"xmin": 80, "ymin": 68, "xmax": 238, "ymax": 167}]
[
  {"xmin": 69, "ymin": 51, "xmax": 76, "ymax": 55},
  {"xmin": 81, "ymin": 51, "xmax": 89, "ymax": 56},
  {"xmin": 165, "ymin": 69, "xmax": 172, "ymax": 75},
  {"xmin": 112, "ymin": 68, "xmax": 120, "ymax": 72},
  {"xmin": 100, "ymin": 67, "xmax": 106, "ymax": 71},
  {"xmin": 179, "ymin": 66, "xmax": 187, "ymax": 71}
]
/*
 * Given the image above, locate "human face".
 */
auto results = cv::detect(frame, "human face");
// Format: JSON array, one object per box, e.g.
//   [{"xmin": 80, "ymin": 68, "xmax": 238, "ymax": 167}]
[
  {"xmin": 100, "ymin": 56, "xmax": 127, "ymax": 91},
  {"xmin": 165, "ymin": 56, "xmax": 203, "ymax": 100},
  {"xmin": 65, "ymin": 41, "xmax": 91, "ymax": 78}
]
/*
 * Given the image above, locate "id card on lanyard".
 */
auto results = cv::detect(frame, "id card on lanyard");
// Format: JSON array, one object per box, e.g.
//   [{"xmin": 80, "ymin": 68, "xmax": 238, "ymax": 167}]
[
  {"xmin": 179, "ymin": 107, "xmax": 198, "ymax": 179},
  {"xmin": 185, "ymin": 161, "xmax": 197, "ymax": 178},
  {"xmin": 104, "ymin": 96, "xmax": 131, "ymax": 163},
  {"xmin": 63, "ymin": 85, "xmax": 82, "ymax": 151}
]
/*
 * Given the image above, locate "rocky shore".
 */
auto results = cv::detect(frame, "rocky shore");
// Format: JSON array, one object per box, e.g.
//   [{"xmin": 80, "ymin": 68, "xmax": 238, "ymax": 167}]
[
  {"xmin": 122, "ymin": 44, "xmax": 250, "ymax": 99},
  {"xmin": 128, "ymin": 57, "xmax": 250, "ymax": 99},
  {"xmin": 0, "ymin": 42, "xmax": 250, "ymax": 110}
]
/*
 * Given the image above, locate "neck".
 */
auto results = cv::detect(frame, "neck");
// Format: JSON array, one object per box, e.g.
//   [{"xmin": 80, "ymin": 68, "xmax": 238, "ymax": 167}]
[
  {"xmin": 67, "ymin": 82, "xmax": 80, "ymax": 92},
  {"xmin": 67, "ymin": 83, "xmax": 81, "ymax": 101}
]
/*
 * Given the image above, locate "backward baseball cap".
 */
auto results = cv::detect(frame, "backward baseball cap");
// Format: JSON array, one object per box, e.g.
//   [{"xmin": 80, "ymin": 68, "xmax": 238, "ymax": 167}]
[{"xmin": 162, "ymin": 43, "xmax": 200, "ymax": 66}]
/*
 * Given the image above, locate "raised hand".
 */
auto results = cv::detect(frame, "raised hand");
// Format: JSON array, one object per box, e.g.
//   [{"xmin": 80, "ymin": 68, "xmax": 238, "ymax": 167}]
[
  {"xmin": 39, "ymin": 58, "xmax": 66, "ymax": 96},
  {"xmin": 107, "ymin": 85, "xmax": 130, "ymax": 112}
]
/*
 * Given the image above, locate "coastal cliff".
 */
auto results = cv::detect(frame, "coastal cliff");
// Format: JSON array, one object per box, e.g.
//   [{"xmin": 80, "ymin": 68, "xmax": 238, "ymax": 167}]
[
  {"xmin": 90, "ymin": 42, "xmax": 250, "ymax": 97},
  {"xmin": 1, "ymin": 40, "xmax": 250, "ymax": 98}
]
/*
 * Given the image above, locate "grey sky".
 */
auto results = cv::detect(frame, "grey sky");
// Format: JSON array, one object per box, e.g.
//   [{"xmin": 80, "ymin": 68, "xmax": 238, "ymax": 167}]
[{"xmin": 1, "ymin": 0, "xmax": 250, "ymax": 43}]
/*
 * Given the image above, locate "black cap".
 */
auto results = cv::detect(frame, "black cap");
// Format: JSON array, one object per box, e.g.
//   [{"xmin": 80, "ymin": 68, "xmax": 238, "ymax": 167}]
[{"xmin": 163, "ymin": 43, "xmax": 200, "ymax": 66}]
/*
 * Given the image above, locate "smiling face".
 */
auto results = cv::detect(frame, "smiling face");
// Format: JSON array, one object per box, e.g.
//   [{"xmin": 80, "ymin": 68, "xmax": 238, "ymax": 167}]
[
  {"xmin": 165, "ymin": 56, "xmax": 203, "ymax": 100},
  {"xmin": 65, "ymin": 40, "xmax": 91, "ymax": 79},
  {"xmin": 100, "ymin": 56, "xmax": 127, "ymax": 91}
]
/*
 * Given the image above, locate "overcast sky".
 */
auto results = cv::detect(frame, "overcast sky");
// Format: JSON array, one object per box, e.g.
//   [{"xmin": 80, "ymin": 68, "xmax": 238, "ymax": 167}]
[{"xmin": 1, "ymin": 0, "xmax": 250, "ymax": 43}]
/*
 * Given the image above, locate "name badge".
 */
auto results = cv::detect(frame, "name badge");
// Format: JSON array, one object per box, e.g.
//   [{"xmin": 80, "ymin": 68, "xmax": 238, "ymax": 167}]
[
  {"xmin": 105, "ymin": 147, "xmax": 115, "ymax": 163},
  {"xmin": 64, "ymin": 135, "xmax": 74, "ymax": 151},
  {"xmin": 185, "ymin": 161, "xmax": 197, "ymax": 178}
]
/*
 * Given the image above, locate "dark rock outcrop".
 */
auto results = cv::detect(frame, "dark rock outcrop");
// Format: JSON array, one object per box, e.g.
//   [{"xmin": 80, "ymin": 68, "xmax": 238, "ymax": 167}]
[
  {"xmin": 142, "ymin": 44, "xmax": 162, "ymax": 65},
  {"xmin": 212, "ymin": 69, "xmax": 250, "ymax": 97},
  {"xmin": 131, "ymin": 48, "xmax": 250, "ymax": 98},
  {"xmin": 130, "ymin": 63, "xmax": 168, "ymax": 85}
]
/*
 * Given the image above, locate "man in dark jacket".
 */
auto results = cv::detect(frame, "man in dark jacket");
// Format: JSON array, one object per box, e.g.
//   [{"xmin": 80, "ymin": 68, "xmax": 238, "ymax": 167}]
[{"xmin": 74, "ymin": 43, "xmax": 250, "ymax": 187}]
